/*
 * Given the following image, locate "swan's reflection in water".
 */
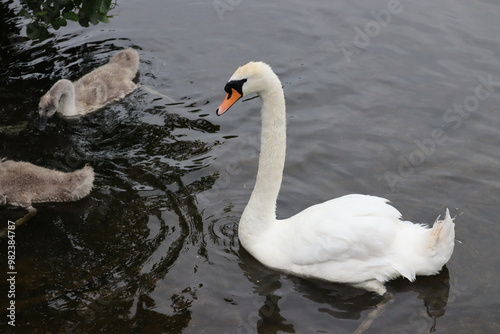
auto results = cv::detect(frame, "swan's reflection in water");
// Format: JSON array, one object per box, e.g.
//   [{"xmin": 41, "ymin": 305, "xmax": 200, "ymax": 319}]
[{"xmin": 238, "ymin": 246, "xmax": 450, "ymax": 334}]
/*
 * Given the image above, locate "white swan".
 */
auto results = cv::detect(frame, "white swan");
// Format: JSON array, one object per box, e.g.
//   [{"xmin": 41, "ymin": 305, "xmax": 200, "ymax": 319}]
[
  {"xmin": 216, "ymin": 61, "xmax": 455, "ymax": 295},
  {"xmin": 38, "ymin": 48, "xmax": 140, "ymax": 130},
  {"xmin": 0, "ymin": 159, "xmax": 94, "ymax": 234}
]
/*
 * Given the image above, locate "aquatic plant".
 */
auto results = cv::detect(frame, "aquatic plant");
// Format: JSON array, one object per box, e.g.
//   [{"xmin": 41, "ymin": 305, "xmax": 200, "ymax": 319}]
[{"xmin": 16, "ymin": 0, "xmax": 117, "ymax": 40}]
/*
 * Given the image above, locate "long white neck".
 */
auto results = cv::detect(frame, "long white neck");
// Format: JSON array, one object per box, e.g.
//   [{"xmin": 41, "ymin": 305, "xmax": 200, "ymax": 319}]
[
  {"xmin": 239, "ymin": 78, "xmax": 286, "ymax": 246},
  {"xmin": 52, "ymin": 79, "xmax": 78, "ymax": 116}
]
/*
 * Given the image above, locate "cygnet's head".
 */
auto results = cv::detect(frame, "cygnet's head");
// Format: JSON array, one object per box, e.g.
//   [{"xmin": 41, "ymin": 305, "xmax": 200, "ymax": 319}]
[
  {"xmin": 38, "ymin": 92, "xmax": 58, "ymax": 130},
  {"xmin": 38, "ymin": 79, "xmax": 74, "ymax": 130},
  {"xmin": 38, "ymin": 94, "xmax": 58, "ymax": 117},
  {"xmin": 108, "ymin": 48, "xmax": 140, "ymax": 73}
]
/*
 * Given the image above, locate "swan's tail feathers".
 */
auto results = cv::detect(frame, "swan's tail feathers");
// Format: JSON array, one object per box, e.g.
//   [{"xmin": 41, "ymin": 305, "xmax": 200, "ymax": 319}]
[{"xmin": 428, "ymin": 209, "xmax": 455, "ymax": 270}]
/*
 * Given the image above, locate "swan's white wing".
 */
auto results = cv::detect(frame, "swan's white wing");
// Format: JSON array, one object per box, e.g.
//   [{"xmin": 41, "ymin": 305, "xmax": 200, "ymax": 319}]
[{"xmin": 281, "ymin": 195, "xmax": 403, "ymax": 267}]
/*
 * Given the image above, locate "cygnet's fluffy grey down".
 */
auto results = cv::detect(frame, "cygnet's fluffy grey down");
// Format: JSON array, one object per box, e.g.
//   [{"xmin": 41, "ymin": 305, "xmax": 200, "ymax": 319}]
[
  {"xmin": 0, "ymin": 160, "xmax": 94, "ymax": 207},
  {"xmin": 0, "ymin": 159, "xmax": 94, "ymax": 233},
  {"xmin": 38, "ymin": 48, "xmax": 140, "ymax": 129}
]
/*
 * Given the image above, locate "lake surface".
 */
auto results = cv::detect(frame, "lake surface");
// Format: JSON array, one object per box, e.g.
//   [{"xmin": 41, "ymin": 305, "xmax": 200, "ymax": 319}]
[{"xmin": 1, "ymin": 0, "xmax": 499, "ymax": 333}]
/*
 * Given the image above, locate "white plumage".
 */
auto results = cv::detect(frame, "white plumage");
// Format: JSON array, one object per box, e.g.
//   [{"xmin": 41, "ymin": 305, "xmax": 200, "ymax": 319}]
[{"xmin": 216, "ymin": 61, "xmax": 455, "ymax": 295}]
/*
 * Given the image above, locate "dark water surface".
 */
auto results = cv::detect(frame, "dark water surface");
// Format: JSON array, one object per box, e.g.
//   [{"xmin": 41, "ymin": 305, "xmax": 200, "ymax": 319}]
[{"xmin": 1, "ymin": 0, "xmax": 499, "ymax": 333}]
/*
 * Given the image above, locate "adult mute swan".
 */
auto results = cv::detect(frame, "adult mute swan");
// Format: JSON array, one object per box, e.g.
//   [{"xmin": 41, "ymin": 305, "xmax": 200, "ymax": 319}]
[
  {"xmin": 216, "ymin": 61, "xmax": 455, "ymax": 295},
  {"xmin": 0, "ymin": 159, "xmax": 94, "ymax": 234},
  {"xmin": 38, "ymin": 48, "xmax": 140, "ymax": 130}
]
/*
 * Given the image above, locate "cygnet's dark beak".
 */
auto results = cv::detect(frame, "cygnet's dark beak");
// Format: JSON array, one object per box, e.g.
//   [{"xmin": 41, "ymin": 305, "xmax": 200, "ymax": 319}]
[{"xmin": 38, "ymin": 115, "xmax": 48, "ymax": 131}]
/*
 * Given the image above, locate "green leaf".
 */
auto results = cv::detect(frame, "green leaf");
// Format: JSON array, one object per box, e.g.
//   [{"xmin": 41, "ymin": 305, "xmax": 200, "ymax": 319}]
[
  {"xmin": 22, "ymin": 0, "xmax": 114, "ymax": 39},
  {"xmin": 89, "ymin": 13, "xmax": 99, "ymax": 25},
  {"xmin": 78, "ymin": 17, "xmax": 90, "ymax": 28},
  {"xmin": 52, "ymin": 17, "xmax": 67, "ymax": 30},
  {"xmin": 26, "ymin": 23, "xmax": 41, "ymax": 39},
  {"xmin": 19, "ymin": 9, "xmax": 30, "ymax": 18},
  {"xmin": 81, "ymin": 2, "xmax": 93, "ymax": 17},
  {"xmin": 40, "ymin": 28, "xmax": 51, "ymax": 40},
  {"xmin": 98, "ymin": 13, "xmax": 109, "ymax": 23},
  {"xmin": 63, "ymin": 12, "xmax": 79, "ymax": 21},
  {"xmin": 99, "ymin": 0, "xmax": 112, "ymax": 13},
  {"xmin": 41, "ymin": 2, "xmax": 59, "ymax": 17}
]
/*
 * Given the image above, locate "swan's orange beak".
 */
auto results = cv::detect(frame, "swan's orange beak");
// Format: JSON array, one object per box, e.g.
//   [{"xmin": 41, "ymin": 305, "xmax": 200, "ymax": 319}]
[{"xmin": 216, "ymin": 88, "xmax": 242, "ymax": 116}]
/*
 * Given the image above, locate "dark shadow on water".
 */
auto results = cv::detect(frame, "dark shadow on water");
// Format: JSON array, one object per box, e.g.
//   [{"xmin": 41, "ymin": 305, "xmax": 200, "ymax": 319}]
[
  {"xmin": 238, "ymin": 245, "xmax": 451, "ymax": 334},
  {"xmin": 387, "ymin": 267, "xmax": 451, "ymax": 333},
  {"xmin": 0, "ymin": 30, "xmax": 222, "ymax": 331},
  {"xmin": 0, "ymin": 158, "xmax": 220, "ymax": 333}
]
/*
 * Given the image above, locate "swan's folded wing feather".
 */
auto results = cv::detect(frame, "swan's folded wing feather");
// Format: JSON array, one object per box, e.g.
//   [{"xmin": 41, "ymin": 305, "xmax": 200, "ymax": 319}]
[
  {"xmin": 286, "ymin": 216, "xmax": 398, "ymax": 266},
  {"xmin": 282, "ymin": 194, "xmax": 402, "ymax": 267}
]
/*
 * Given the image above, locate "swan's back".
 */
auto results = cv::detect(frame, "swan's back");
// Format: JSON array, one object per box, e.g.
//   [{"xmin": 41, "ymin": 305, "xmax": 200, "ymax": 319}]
[
  {"xmin": 0, "ymin": 160, "xmax": 94, "ymax": 207},
  {"xmin": 74, "ymin": 49, "xmax": 139, "ymax": 111},
  {"xmin": 108, "ymin": 48, "xmax": 140, "ymax": 75}
]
